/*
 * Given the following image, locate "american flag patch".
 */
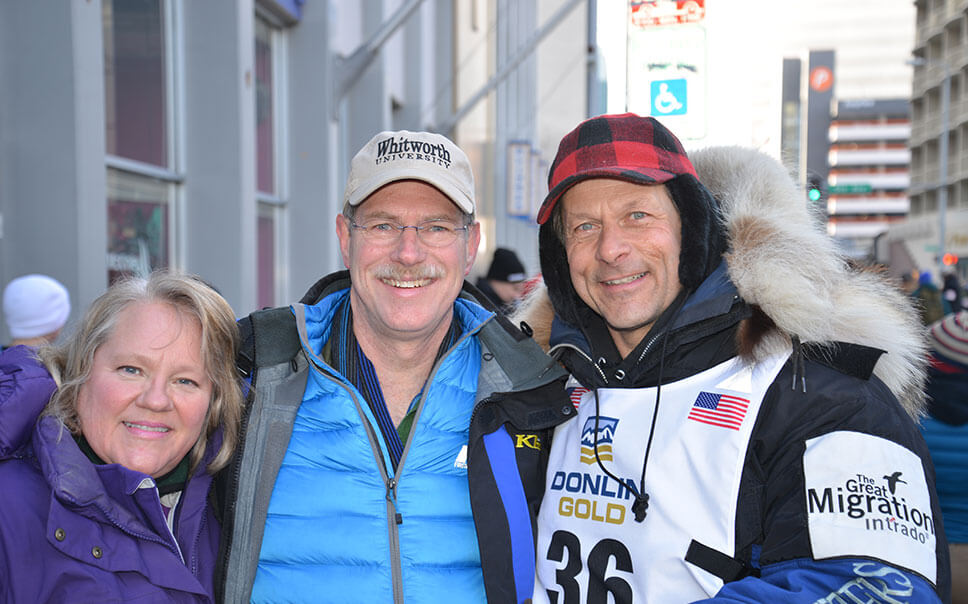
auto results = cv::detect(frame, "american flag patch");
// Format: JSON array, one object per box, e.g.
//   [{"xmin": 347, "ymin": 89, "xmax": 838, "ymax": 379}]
[
  {"xmin": 687, "ymin": 391, "xmax": 750, "ymax": 430},
  {"xmin": 567, "ymin": 386, "xmax": 589, "ymax": 409}
]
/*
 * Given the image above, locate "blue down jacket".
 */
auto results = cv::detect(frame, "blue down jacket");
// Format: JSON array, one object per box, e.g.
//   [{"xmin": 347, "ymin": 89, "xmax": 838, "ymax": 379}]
[
  {"xmin": 0, "ymin": 345, "xmax": 221, "ymax": 602},
  {"xmin": 215, "ymin": 272, "xmax": 574, "ymax": 604},
  {"xmin": 253, "ymin": 289, "xmax": 492, "ymax": 602}
]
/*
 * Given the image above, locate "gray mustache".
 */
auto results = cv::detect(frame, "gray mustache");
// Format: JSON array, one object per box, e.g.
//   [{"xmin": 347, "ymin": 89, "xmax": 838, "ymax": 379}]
[{"xmin": 373, "ymin": 265, "xmax": 444, "ymax": 282}]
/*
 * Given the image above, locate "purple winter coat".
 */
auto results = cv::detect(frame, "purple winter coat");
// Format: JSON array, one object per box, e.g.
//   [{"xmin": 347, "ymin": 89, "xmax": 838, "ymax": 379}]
[{"xmin": 0, "ymin": 346, "xmax": 221, "ymax": 602}]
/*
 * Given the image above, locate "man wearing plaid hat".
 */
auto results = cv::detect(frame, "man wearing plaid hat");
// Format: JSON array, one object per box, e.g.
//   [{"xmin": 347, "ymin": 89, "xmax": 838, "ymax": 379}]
[
  {"xmin": 213, "ymin": 130, "xmax": 571, "ymax": 603},
  {"xmin": 516, "ymin": 114, "xmax": 951, "ymax": 602}
]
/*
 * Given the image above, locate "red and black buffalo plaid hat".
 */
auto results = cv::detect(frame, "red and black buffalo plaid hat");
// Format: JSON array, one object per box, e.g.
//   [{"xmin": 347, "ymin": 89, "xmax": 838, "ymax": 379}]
[{"xmin": 536, "ymin": 113, "xmax": 697, "ymax": 224}]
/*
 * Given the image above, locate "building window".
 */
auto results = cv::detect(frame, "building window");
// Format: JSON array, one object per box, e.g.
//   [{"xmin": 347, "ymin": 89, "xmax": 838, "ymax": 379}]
[
  {"xmin": 258, "ymin": 204, "xmax": 277, "ymax": 309},
  {"xmin": 107, "ymin": 171, "xmax": 172, "ymax": 283},
  {"xmin": 256, "ymin": 17, "xmax": 276, "ymax": 195},
  {"xmin": 104, "ymin": 0, "xmax": 167, "ymax": 167},
  {"xmin": 255, "ymin": 12, "xmax": 288, "ymax": 306},
  {"xmin": 103, "ymin": 0, "xmax": 180, "ymax": 281}
]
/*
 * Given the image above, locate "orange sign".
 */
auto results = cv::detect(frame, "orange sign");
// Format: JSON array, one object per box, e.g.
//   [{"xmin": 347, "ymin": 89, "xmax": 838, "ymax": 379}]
[{"xmin": 810, "ymin": 66, "xmax": 834, "ymax": 93}]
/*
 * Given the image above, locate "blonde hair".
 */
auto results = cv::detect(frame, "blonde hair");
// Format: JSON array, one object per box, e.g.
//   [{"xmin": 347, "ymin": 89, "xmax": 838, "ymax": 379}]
[{"xmin": 38, "ymin": 270, "xmax": 242, "ymax": 474}]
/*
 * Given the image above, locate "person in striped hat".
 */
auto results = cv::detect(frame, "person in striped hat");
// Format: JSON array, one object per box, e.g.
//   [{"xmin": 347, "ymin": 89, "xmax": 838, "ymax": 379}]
[
  {"xmin": 515, "ymin": 113, "xmax": 951, "ymax": 602},
  {"xmin": 924, "ymin": 311, "xmax": 968, "ymax": 603}
]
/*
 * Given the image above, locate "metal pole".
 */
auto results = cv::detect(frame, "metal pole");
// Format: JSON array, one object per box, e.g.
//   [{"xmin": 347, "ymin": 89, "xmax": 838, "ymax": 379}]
[
  {"xmin": 939, "ymin": 66, "xmax": 950, "ymax": 273},
  {"xmin": 331, "ymin": 0, "xmax": 428, "ymax": 114},
  {"xmin": 587, "ymin": 0, "xmax": 600, "ymax": 117}
]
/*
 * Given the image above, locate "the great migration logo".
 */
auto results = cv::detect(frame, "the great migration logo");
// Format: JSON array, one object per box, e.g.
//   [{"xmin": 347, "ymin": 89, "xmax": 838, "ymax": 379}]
[
  {"xmin": 807, "ymin": 469, "xmax": 934, "ymax": 544},
  {"xmin": 579, "ymin": 416, "xmax": 619, "ymax": 465}
]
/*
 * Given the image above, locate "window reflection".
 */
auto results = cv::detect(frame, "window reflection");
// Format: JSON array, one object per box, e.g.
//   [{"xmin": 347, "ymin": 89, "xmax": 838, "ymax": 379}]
[
  {"xmin": 106, "ymin": 170, "xmax": 170, "ymax": 283},
  {"xmin": 103, "ymin": 0, "xmax": 167, "ymax": 167},
  {"xmin": 256, "ymin": 18, "xmax": 275, "ymax": 194},
  {"xmin": 258, "ymin": 206, "xmax": 276, "ymax": 308}
]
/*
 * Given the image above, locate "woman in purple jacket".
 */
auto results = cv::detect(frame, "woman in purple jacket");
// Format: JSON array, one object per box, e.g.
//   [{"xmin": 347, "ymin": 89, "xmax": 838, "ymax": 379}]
[{"xmin": 0, "ymin": 271, "xmax": 242, "ymax": 603}]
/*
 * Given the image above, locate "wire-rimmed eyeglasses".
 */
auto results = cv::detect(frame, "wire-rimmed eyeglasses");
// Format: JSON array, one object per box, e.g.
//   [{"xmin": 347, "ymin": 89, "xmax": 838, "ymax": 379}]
[{"xmin": 350, "ymin": 219, "xmax": 469, "ymax": 247}]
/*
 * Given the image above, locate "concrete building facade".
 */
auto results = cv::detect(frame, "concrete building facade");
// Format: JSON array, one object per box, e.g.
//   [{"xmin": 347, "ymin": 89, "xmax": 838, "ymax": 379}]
[
  {"xmin": 881, "ymin": 0, "xmax": 968, "ymax": 279},
  {"xmin": 827, "ymin": 99, "xmax": 911, "ymax": 258},
  {"xmin": 0, "ymin": 0, "xmax": 587, "ymax": 343}
]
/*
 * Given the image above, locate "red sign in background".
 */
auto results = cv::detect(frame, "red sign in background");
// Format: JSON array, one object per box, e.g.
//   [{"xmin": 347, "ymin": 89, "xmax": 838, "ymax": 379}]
[
  {"xmin": 810, "ymin": 66, "xmax": 834, "ymax": 93},
  {"xmin": 630, "ymin": 0, "xmax": 705, "ymax": 28}
]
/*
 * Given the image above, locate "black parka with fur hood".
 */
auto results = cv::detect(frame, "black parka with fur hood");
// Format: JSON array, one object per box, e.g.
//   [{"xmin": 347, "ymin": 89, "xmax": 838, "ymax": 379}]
[{"xmin": 517, "ymin": 146, "xmax": 951, "ymax": 603}]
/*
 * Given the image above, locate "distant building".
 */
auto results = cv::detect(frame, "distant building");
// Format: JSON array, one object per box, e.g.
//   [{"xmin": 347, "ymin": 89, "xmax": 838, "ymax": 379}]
[
  {"xmin": 827, "ymin": 99, "xmax": 911, "ymax": 258},
  {"xmin": 879, "ymin": 0, "xmax": 968, "ymax": 279}
]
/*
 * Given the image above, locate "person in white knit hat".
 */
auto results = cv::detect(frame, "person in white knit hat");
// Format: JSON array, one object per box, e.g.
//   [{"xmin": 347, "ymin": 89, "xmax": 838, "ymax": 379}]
[{"xmin": 2, "ymin": 274, "xmax": 71, "ymax": 349}]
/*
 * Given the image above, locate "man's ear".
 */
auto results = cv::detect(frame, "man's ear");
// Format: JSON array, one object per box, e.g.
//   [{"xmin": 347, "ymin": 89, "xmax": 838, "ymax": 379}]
[
  {"xmin": 464, "ymin": 222, "xmax": 482, "ymax": 275},
  {"xmin": 336, "ymin": 214, "xmax": 352, "ymax": 269}
]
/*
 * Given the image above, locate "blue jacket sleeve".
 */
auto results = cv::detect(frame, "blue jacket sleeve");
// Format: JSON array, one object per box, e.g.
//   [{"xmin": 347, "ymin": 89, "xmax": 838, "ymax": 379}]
[
  {"xmin": 0, "ymin": 346, "xmax": 57, "ymax": 458},
  {"xmin": 693, "ymin": 558, "xmax": 942, "ymax": 603}
]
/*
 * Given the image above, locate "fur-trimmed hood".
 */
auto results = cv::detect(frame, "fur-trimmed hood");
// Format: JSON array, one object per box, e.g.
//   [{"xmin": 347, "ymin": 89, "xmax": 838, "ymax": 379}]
[{"xmin": 514, "ymin": 146, "xmax": 928, "ymax": 418}]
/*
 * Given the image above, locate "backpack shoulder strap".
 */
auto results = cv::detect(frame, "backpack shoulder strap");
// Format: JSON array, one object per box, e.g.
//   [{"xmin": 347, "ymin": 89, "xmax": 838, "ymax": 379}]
[
  {"xmin": 236, "ymin": 306, "xmax": 302, "ymax": 379},
  {"xmin": 477, "ymin": 316, "xmax": 566, "ymax": 392}
]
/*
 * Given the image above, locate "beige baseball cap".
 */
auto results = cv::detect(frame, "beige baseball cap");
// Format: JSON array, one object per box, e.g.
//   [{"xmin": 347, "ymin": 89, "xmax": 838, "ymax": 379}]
[{"xmin": 343, "ymin": 130, "xmax": 475, "ymax": 215}]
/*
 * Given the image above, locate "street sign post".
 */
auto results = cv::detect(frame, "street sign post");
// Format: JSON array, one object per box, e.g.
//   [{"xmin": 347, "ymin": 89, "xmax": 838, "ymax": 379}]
[
  {"xmin": 627, "ymin": 22, "xmax": 706, "ymax": 139},
  {"xmin": 827, "ymin": 183, "xmax": 873, "ymax": 194}
]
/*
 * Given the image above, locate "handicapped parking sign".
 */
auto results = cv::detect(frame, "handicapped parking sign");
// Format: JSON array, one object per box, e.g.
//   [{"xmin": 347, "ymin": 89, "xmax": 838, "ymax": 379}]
[{"xmin": 650, "ymin": 78, "xmax": 687, "ymax": 116}]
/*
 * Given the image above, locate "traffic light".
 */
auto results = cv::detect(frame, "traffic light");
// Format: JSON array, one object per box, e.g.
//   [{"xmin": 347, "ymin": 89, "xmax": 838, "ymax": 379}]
[
  {"xmin": 806, "ymin": 173, "xmax": 826, "ymax": 204},
  {"xmin": 943, "ymin": 252, "xmax": 959, "ymax": 266},
  {"xmin": 807, "ymin": 184, "xmax": 822, "ymax": 202}
]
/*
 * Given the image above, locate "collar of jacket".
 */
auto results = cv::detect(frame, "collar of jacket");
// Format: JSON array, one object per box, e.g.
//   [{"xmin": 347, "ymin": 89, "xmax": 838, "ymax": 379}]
[
  {"xmin": 299, "ymin": 285, "xmax": 493, "ymax": 362},
  {"xmin": 298, "ymin": 271, "xmax": 570, "ymax": 433},
  {"xmin": 547, "ymin": 262, "xmax": 748, "ymax": 389},
  {"xmin": 298, "ymin": 269, "xmax": 532, "ymax": 344},
  {"xmin": 34, "ymin": 415, "xmax": 220, "ymax": 526}
]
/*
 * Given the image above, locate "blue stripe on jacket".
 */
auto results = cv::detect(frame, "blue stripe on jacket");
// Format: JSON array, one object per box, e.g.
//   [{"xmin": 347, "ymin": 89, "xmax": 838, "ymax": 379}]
[{"xmin": 484, "ymin": 425, "xmax": 535, "ymax": 603}]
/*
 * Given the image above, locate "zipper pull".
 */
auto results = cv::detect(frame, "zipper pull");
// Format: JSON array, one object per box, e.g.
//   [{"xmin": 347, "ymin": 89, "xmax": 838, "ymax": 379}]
[{"xmin": 386, "ymin": 478, "xmax": 403, "ymax": 524}]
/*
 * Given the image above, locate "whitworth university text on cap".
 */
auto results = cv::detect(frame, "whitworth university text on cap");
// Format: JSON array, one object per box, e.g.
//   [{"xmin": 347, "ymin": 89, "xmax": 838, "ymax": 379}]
[{"xmin": 375, "ymin": 135, "xmax": 452, "ymax": 167}]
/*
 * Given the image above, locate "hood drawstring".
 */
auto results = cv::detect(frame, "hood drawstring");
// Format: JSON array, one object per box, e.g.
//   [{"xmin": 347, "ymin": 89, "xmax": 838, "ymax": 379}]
[
  {"xmin": 590, "ymin": 324, "xmax": 674, "ymax": 523},
  {"xmin": 791, "ymin": 335, "xmax": 807, "ymax": 393}
]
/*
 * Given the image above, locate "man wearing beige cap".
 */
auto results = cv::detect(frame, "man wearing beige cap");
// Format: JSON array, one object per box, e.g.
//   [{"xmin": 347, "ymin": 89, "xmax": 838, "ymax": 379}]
[
  {"xmin": 215, "ymin": 130, "xmax": 571, "ymax": 603},
  {"xmin": 2, "ymin": 274, "xmax": 71, "ymax": 350}
]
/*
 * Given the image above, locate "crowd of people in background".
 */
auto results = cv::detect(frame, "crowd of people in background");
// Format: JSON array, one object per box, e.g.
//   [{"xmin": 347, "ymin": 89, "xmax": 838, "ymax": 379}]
[
  {"xmin": 474, "ymin": 247, "xmax": 529, "ymax": 314},
  {"xmin": 0, "ymin": 114, "xmax": 961, "ymax": 603},
  {"xmin": 903, "ymin": 269, "xmax": 968, "ymax": 326},
  {"xmin": 902, "ymin": 268, "xmax": 968, "ymax": 604}
]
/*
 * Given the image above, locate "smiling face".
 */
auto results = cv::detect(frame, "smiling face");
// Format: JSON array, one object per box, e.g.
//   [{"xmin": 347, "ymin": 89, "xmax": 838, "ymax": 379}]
[
  {"xmin": 75, "ymin": 301, "xmax": 212, "ymax": 478},
  {"xmin": 560, "ymin": 178, "xmax": 683, "ymax": 358},
  {"xmin": 336, "ymin": 180, "xmax": 480, "ymax": 345}
]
